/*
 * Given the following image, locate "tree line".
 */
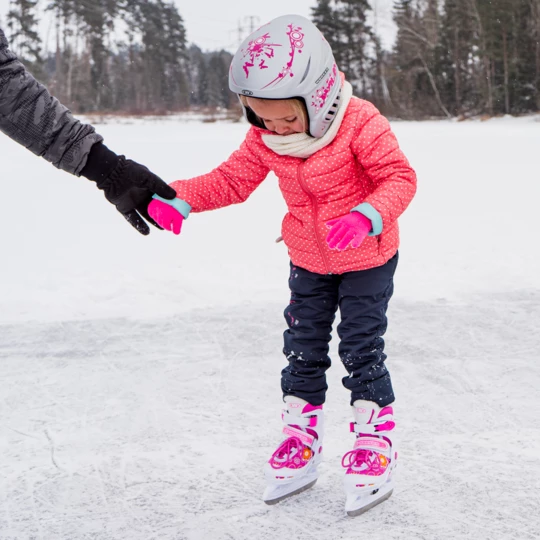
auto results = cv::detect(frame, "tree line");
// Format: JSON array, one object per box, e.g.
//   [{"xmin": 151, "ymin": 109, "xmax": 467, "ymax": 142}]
[
  {"xmin": 313, "ymin": 0, "xmax": 540, "ymax": 118},
  {"xmin": 4, "ymin": 0, "xmax": 540, "ymax": 119},
  {"xmin": 4, "ymin": 0, "xmax": 234, "ymax": 114}
]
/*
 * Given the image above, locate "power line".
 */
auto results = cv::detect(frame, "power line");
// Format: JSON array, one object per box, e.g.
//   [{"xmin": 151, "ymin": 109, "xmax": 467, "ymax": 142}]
[{"xmin": 235, "ymin": 15, "xmax": 260, "ymax": 47}]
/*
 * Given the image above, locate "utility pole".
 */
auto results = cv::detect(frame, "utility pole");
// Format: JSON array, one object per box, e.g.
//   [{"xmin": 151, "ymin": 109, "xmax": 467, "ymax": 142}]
[
  {"xmin": 236, "ymin": 15, "xmax": 260, "ymax": 46},
  {"xmin": 245, "ymin": 15, "xmax": 260, "ymax": 34},
  {"xmin": 237, "ymin": 18, "xmax": 243, "ymax": 46}
]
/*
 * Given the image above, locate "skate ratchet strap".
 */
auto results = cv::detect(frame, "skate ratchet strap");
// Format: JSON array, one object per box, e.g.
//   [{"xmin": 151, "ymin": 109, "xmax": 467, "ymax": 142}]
[
  {"xmin": 282, "ymin": 425, "xmax": 315, "ymax": 448},
  {"xmin": 350, "ymin": 415, "xmax": 395, "ymax": 434},
  {"xmin": 350, "ymin": 423, "xmax": 375, "ymax": 434},
  {"xmin": 282, "ymin": 411, "xmax": 318, "ymax": 428}
]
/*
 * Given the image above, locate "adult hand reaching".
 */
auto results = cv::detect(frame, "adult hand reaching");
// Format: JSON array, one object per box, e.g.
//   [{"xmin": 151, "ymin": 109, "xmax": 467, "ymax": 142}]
[
  {"xmin": 81, "ymin": 143, "xmax": 177, "ymax": 235},
  {"xmin": 0, "ymin": 26, "xmax": 175, "ymax": 236}
]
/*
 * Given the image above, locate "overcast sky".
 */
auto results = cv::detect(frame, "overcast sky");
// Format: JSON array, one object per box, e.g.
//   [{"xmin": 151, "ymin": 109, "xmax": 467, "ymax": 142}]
[{"xmin": 0, "ymin": 0, "xmax": 396, "ymax": 53}]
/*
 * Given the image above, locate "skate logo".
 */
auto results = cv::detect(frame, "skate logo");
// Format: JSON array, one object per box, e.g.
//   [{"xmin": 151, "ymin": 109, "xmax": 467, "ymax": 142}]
[
  {"xmin": 283, "ymin": 426, "xmax": 314, "ymax": 446},
  {"xmin": 355, "ymin": 407, "xmax": 367, "ymax": 414},
  {"xmin": 354, "ymin": 438, "xmax": 389, "ymax": 451}
]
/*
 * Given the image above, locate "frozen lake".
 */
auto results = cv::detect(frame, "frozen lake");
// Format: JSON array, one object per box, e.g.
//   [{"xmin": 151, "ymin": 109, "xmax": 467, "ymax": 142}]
[{"xmin": 1, "ymin": 113, "xmax": 539, "ymax": 539}]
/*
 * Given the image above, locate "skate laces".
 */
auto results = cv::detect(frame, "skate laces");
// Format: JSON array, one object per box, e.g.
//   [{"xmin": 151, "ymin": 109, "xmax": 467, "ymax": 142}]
[
  {"xmin": 342, "ymin": 447, "xmax": 389, "ymax": 476},
  {"xmin": 269, "ymin": 436, "xmax": 314, "ymax": 470}
]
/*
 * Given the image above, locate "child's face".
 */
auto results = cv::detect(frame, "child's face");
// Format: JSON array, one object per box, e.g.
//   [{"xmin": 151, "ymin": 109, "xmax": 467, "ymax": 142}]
[{"xmin": 246, "ymin": 98, "xmax": 305, "ymax": 135}]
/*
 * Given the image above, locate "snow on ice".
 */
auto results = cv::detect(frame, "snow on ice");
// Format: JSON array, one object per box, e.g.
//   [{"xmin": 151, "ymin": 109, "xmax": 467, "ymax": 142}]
[{"xmin": 1, "ymin": 113, "xmax": 539, "ymax": 539}]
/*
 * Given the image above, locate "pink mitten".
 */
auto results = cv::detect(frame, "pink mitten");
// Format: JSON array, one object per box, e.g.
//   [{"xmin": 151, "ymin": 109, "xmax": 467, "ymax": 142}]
[
  {"xmin": 326, "ymin": 212, "xmax": 372, "ymax": 250},
  {"xmin": 148, "ymin": 199, "xmax": 184, "ymax": 235}
]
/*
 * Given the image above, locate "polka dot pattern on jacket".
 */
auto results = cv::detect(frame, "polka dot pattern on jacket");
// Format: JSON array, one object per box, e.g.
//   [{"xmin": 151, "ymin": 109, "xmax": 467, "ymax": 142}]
[{"xmin": 171, "ymin": 97, "xmax": 417, "ymax": 275}]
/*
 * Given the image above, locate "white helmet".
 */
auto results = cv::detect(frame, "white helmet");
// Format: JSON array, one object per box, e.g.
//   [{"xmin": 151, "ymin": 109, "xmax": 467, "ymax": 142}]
[{"xmin": 229, "ymin": 14, "xmax": 341, "ymax": 138}]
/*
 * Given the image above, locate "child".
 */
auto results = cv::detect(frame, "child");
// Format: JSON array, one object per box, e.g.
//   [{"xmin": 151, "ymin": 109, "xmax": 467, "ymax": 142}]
[{"xmin": 149, "ymin": 14, "xmax": 416, "ymax": 516}]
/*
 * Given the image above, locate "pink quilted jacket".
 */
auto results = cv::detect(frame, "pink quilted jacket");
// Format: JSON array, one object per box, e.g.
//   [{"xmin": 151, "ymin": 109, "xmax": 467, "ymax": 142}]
[{"xmin": 171, "ymin": 97, "xmax": 417, "ymax": 275}]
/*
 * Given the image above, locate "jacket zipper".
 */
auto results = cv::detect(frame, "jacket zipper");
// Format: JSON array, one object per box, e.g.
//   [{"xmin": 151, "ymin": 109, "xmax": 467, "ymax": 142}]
[{"xmin": 297, "ymin": 163, "xmax": 331, "ymax": 274}]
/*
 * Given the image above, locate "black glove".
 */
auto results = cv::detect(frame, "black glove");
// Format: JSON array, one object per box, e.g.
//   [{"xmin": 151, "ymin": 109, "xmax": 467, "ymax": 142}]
[{"xmin": 80, "ymin": 142, "xmax": 177, "ymax": 235}]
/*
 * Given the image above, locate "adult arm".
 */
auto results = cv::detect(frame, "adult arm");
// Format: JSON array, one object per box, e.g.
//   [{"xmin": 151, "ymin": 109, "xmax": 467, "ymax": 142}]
[{"xmin": 0, "ymin": 26, "xmax": 175, "ymax": 234}]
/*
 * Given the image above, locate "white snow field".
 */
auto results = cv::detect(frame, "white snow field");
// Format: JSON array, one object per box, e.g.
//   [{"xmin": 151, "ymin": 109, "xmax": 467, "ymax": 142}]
[{"xmin": 1, "ymin": 113, "xmax": 539, "ymax": 540}]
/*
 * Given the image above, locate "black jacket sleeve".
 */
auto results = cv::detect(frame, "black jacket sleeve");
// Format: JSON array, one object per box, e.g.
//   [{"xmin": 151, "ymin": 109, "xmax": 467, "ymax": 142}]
[{"xmin": 0, "ymin": 26, "xmax": 102, "ymax": 175}]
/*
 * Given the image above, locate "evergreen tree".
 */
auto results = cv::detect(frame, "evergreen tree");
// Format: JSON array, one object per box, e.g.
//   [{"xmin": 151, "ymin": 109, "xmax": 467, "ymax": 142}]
[
  {"xmin": 508, "ymin": 0, "xmax": 539, "ymax": 112},
  {"xmin": 123, "ymin": 0, "xmax": 188, "ymax": 112},
  {"xmin": 533, "ymin": 0, "xmax": 540, "ymax": 110},
  {"xmin": 6, "ymin": 0, "xmax": 42, "ymax": 73},
  {"xmin": 187, "ymin": 44, "xmax": 209, "ymax": 107},
  {"xmin": 311, "ymin": 0, "xmax": 374, "ymax": 96},
  {"xmin": 438, "ymin": 0, "xmax": 477, "ymax": 116},
  {"xmin": 370, "ymin": 33, "xmax": 391, "ymax": 112},
  {"xmin": 206, "ymin": 50, "xmax": 234, "ymax": 109},
  {"xmin": 186, "ymin": 46, "xmax": 234, "ymax": 109},
  {"xmin": 389, "ymin": 0, "xmax": 451, "ymax": 118},
  {"xmin": 311, "ymin": 0, "xmax": 341, "ymax": 55},
  {"xmin": 336, "ymin": 0, "xmax": 373, "ymax": 95},
  {"xmin": 12, "ymin": 0, "xmax": 538, "ymax": 117},
  {"xmin": 477, "ymin": 0, "xmax": 517, "ymax": 114},
  {"xmin": 76, "ymin": 0, "xmax": 118, "ymax": 110},
  {"xmin": 389, "ymin": 0, "xmax": 424, "ymax": 117},
  {"xmin": 160, "ymin": 0, "xmax": 189, "ymax": 110}
]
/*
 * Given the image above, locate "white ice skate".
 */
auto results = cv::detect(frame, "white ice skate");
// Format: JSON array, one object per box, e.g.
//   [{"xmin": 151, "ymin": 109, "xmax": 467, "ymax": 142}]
[
  {"xmin": 263, "ymin": 396, "xmax": 324, "ymax": 505},
  {"xmin": 342, "ymin": 400, "xmax": 397, "ymax": 516}
]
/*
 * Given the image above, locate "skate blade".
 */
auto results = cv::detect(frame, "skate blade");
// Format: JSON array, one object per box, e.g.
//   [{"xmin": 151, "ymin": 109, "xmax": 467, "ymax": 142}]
[
  {"xmin": 345, "ymin": 485, "xmax": 393, "ymax": 517},
  {"xmin": 263, "ymin": 478, "xmax": 318, "ymax": 505}
]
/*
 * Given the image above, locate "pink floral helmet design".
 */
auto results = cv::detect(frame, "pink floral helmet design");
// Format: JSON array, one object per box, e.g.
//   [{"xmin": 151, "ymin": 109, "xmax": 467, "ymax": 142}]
[{"xmin": 229, "ymin": 14, "xmax": 342, "ymax": 139}]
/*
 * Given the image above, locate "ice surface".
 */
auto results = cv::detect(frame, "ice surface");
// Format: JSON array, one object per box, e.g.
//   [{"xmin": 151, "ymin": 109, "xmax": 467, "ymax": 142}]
[{"xmin": 1, "ymin": 113, "xmax": 539, "ymax": 539}]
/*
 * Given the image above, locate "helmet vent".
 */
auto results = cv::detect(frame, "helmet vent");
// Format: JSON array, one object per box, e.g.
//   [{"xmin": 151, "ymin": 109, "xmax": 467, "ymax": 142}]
[
  {"xmin": 300, "ymin": 57, "xmax": 311, "ymax": 84},
  {"xmin": 324, "ymin": 98, "xmax": 341, "ymax": 122}
]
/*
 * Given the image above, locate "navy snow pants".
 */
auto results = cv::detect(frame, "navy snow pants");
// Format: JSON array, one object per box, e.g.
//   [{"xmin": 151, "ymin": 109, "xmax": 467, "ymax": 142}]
[{"xmin": 281, "ymin": 252, "xmax": 398, "ymax": 407}]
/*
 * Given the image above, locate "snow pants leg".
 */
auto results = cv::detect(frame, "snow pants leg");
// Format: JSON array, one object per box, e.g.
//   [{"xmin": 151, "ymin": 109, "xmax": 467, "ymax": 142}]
[{"xmin": 281, "ymin": 253, "xmax": 398, "ymax": 407}]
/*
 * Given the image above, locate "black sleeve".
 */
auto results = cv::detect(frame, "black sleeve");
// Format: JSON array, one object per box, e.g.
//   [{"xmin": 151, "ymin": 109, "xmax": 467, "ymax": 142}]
[{"xmin": 0, "ymin": 26, "xmax": 103, "ymax": 176}]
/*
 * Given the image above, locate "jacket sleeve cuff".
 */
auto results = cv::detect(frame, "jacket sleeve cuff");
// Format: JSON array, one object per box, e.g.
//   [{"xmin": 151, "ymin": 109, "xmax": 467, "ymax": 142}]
[
  {"xmin": 152, "ymin": 194, "xmax": 192, "ymax": 219},
  {"xmin": 351, "ymin": 202, "xmax": 383, "ymax": 236}
]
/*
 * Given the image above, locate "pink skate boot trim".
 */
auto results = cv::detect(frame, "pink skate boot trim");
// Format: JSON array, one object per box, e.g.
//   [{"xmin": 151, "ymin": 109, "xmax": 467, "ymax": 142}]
[
  {"xmin": 378, "ymin": 406, "xmax": 394, "ymax": 418},
  {"xmin": 282, "ymin": 402, "xmax": 321, "ymax": 427},
  {"xmin": 269, "ymin": 436, "xmax": 314, "ymax": 470},
  {"xmin": 350, "ymin": 405, "xmax": 395, "ymax": 434},
  {"xmin": 353, "ymin": 437, "xmax": 389, "ymax": 452},
  {"xmin": 377, "ymin": 420, "xmax": 396, "ymax": 431},
  {"xmin": 301, "ymin": 403, "xmax": 323, "ymax": 414},
  {"xmin": 282, "ymin": 425, "xmax": 315, "ymax": 447}
]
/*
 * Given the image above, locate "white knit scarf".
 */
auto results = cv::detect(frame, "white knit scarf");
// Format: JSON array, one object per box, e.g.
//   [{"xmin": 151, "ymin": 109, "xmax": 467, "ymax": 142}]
[{"xmin": 261, "ymin": 80, "xmax": 353, "ymax": 158}]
